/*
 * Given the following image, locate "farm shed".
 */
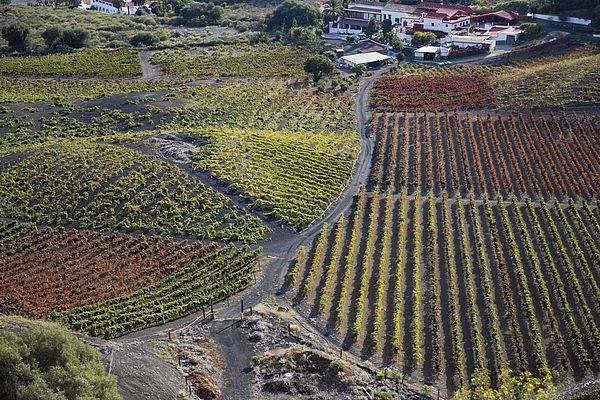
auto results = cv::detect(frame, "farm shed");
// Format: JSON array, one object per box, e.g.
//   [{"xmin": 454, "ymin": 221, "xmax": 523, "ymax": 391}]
[
  {"xmin": 341, "ymin": 52, "xmax": 392, "ymax": 68},
  {"xmin": 414, "ymin": 46, "xmax": 444, "ymax": 61},
  {"xmin": 449, "ymin": 35, "xmax": 496, "ymax": 51}
]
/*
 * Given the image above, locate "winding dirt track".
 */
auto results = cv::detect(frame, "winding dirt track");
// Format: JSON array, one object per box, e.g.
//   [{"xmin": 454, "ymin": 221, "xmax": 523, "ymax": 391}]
[{"xmin": 115, "ymin": 69, "xmax": 389, "ymax": 399}]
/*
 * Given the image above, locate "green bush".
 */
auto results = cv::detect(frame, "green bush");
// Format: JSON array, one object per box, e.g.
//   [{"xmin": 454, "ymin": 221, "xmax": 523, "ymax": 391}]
[
  {"xmin": 304, "ymin": 54, "xmax": 334, "ymax": 82},
  {"xmin": 411, "ymin": 31, "xmax": 437, "ymax": 47},
  {"xmin": 0, "ymin": 325, "xmax": 122, "ymax": 400},
  {"xmin": 374, "ymin": 391, "xmax": 393, "ymax": 399},
  {"xmin": 2, "ymin": 23, "xmax": 29, "ymax": 53},
  {"xmin": 130, "ymin": 32, "xmax": 158, "ymax": 46}
]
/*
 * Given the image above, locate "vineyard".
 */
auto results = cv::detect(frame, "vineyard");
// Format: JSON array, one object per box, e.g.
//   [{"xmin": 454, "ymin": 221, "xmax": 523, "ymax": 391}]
[
  {"xmin": 0, "ymin": 224, "xmax": 260, "ymax": 337},
  {"xmin": 371, "ymin": 44, "xmax": 600, "ymax": 110},
  {"xmin": 289, "ymin": 189, "xmax": 600, "ymax": 390},
  {"xmin": 150, "ymin": 44, "xmax": 310, "ymax": 77},
  {"xmin": 367, "ymin": 111, "xmax": 599, "ymax": 200},
  {"xmin": 0, "ymin": 78, "xmax": 184, "ymax": 103},
  {"xmin": 0, "ymin": 49, "xmax": 143, "ymax": 77},
  {"xmin": 54, "ymin": 243, "xmax": 260, "ymax": 338},
  {"xmin": 0, "ymin": 143, "xmax": 267, "ymax": 242},
  {"xmin": 166, "ymin": 79, "xmax": 357, "ymax": 135},
  {"xmin": 191, "ymin": 127, "xmax": 358, "ymax": 227}
]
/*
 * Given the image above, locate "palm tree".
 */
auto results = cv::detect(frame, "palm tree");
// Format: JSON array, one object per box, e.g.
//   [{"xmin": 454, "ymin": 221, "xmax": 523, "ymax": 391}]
[{"xmin": 324, "ymin": 0, "xmax": 344, "ymax": 24}]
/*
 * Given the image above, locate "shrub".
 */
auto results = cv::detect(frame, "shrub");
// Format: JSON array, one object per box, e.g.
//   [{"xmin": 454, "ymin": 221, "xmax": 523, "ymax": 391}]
[
  {"xmin": 42, "ymin": 27, "xmax": 89, "ymax": 50},
  {"xmin": 63, "ymin": 28, "xmax": 90, "ymax": 49},
  {"xmin": 180, "ymin": 2, "xmax": 223, "ymax": 27},
  {"xmin": 130, "ymin": 32, "xmax": 158, "ymax": 46},
  {"xmin": 329, "ymin": 359, "xmax": 345, "ymax": 371},
  {"xmin": 374, "ymin": 391, "xmax": 393, "ymax": 399},
  {"xmin": 2, "ymin": 23, "xmax": 29, "ymax": 53},
  {"xmin": 304, "ymin": 54, "xmax": 334, "ymax": 82},
  {"xmin": 520, "ymin": 23, "xmax": 542, "ymax": 40},
  {"xmin": 251, "ymin": 355, "xmax": 261, "ymax": 365},
  {"xmin": 0, "ymin": 325, "xmax": 122, "ymax": 400},
  {"xmin": 42, "ymin": 26, "xmax": 64, "ymax": 49},
  {"xmin": 265, "ymin": 0, "xmax": 321, "ymax": 31},
  {"xmin": 411, "ymin": 31, "xmax": 437, "ymax": 47}
]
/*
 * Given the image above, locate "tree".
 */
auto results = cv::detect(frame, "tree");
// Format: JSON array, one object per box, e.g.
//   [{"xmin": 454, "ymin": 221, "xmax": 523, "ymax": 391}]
[
  {"xmin": 0, "ymin": 0, "xmax": 12, "ymax": 5},
  {"xmin": 265, "ymin": 0, "xmax": 321, "ymax": 32},
  {"xmin": 411, "ymin": 31, "xmax": 437, "ymax": 47},
  {"xmin": 130, "ymin": 32, "xmax": 158, "ymax": 46},
  {"xmin": 351, "ymin": 64, "xmax": 366, "ymax": 76},
  {"xmin": 2, "ymin": 23, "xmax": 29, "ymax": 53},
  {"xmin": 304, "ymin": 54, "xmax": 334, "ymax": 82},
  {"xmin": 290, "ymin": 26, "xmax": 318, "ymax": 44},
  {"xmin": 382, "ymin": 18, "xmax": 393, "ymax": 36},
  {"xmin": 396, "ymin": 52, "xmax": 405, "ymax": 63},
  {"xmin": 520, "ymin": 22, "xmax": 542, "ymax": 40},
  {"xmin": 180, "ymin": 2, "xmax": 223, "ymax": 27},
  {"xmin": 365, "ymin": 17, "xmax": 379, "ymax": 37},
  {"xmin": 62, "ymin": 28, "xmax": 89, "ymax": 48},
  {"xmin": 0, "ymin": 326, "xmax": 122, "ymax": 400},
  {"xmin": 42, "ymin": 26, "xmax": 64, "ymax": 50},
  {"xmin": 386, "ymin": 33, "xmax": 404, "ymax": 50},
  {"xmin": 112, "ymin": 0, "xmax": 123, "ymax": 10},
  {"xmin": 42, "ymin": 27, "xmax": 89, "ymax": 50},
  {"xmin": 324, "ymin": 0, "xmax": 343, "ymax": 23}
]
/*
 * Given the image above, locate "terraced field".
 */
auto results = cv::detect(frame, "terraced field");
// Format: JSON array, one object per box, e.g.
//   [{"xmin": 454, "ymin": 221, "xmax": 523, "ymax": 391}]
[
  {"xmin": 371, "ymin": 44, "xmax": 600, "ymax": 111},
  {"xmin": 0, "ymin": 143, "xmax": 267, "ymax": 242}
]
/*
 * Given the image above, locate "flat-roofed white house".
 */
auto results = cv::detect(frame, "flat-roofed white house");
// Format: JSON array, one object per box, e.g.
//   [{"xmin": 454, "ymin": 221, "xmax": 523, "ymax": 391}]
[
  {"xmin": 448, "ymin": 34, "xmax": 496, "ymax": 51},
  {"xmin": 341, "ymin": 51, "xmax": 391, "ymax": 68},
  {"xmin": 381, "ymin": 3, "xmax": 420, "ymax": 27},
  {"xmin": 328, "ymin": 1, "xmax": 383, "ymax": 35}
]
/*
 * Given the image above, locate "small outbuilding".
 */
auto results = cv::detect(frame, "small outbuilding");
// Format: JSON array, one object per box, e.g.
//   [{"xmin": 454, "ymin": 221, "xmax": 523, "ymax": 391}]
[
  {"xmin": 341, "ymin": 52, "xmax": 392, "ymax": 68},
  {"xmin": 414, "ymin": 46, "xmax": 443, "ymax": 61}
]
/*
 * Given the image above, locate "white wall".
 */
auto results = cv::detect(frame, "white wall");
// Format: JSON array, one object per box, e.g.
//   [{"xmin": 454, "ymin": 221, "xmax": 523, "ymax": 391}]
[
  {"xmin": 530, "ymin": 13, "xmax": 591, "ymax": 26},
  {"xmin": 92, "ymin": 0, "xmax": 138, "ymax": 15},
  {"xmin": 422, "ymin": 16, "xmax": 471, "ymax": 33}
]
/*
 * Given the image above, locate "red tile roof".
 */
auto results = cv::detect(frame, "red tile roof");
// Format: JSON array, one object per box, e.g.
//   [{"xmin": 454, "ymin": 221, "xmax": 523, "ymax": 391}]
[
  {"xmin": 417, "ymin": 1, "xmax": 473, "ymax": 14},
  {"xmin": 473, "ymin": 10, "xmax": 519, "ymax": 21},
  {"xmin": 339, "ymin": 17, "xmax": 370, "ymax": 27}
]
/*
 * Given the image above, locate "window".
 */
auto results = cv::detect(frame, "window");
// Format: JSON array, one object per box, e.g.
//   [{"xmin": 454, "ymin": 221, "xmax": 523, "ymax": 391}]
[
  {"xmin": 432, "ymin": 23, "xmax": 435, "ymax": 26},
  {"xmin": 445, "ymin": 24, "xmax": 448, "ymax": 27},
  {"xmin": 395, "ymin": 18, "xmax": 399, "ymax": 23}
]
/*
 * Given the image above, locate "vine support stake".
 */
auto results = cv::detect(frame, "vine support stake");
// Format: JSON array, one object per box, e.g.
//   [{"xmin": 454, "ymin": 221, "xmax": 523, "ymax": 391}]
[
  {"xmin": 241, "ymin": 300, "xmax": 244, "ymax": 319},
  {"xmin": 168, "ymin": 330, "xmax": 172, "ymax": 341}
]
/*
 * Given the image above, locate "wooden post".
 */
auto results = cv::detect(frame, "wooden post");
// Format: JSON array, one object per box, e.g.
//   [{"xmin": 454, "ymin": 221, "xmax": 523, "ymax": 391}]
[
  {"xmin": 185, "ymin": 376, "xmax": 188, "ymax": 385},
  {"xmin": 178, "ymin": 355, "xmax": 182, "ymax": 367},
  {"xmin": 250, "ymin": 306, "xmax": 253, "ymax": 316},
  {"xmin": 168, "ymin": 330, "xmax": 171, "ymax": 340},
  {"xmin": 384, "ymin": 368, "xmax": 387, "ymax": 380},
  {"xmin": 241, "ymin": 300, "xmax": 244, "ymax": 316},
  {"xmin": 437, "ymin": 388, "xmax": 440, "ymax": 400},
  {"xmin": 202, "ymin": 306, "xmax": 206, "ymax": 319},
  {"xmin": 288, "ymin": 323, "xmax": 291, "ymax": 336},
  {"xmin": 401, "ymin": 374, "xmax": 404, "ymax": 385},
  {"xmin": 210, "ymin": 303, "xmax": 213, "ymax": 314},
  {"xmin": 339, "ymin": 348, "xmax": 343, "ymax": 359},
  {"xmin": 188, "ymin": 385, "xmax": 192, "ymax": 395}
]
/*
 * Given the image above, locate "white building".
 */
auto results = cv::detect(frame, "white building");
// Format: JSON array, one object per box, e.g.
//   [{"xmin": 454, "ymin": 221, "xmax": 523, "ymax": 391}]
[
  {"xmin": 329, "ymin": 1, "xmax": 383, "ymax": 35},
  {"xmin": 421, "ymin": 11, "xmax": 471, "ymax": 34},
  {"xmin": 341, "ymin": 52, "xmax": 391, "ymax": 68},
  {"xmin": 448, "ymin": 34, "xmax": 496, "ymax": 51},
  {"xmin": 381, "ymin": 3, "xmax": 419, "ymax": 27},
  {"xmin": 84, "ymin": 0, "xmax": 139, "ymax": 15}
]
